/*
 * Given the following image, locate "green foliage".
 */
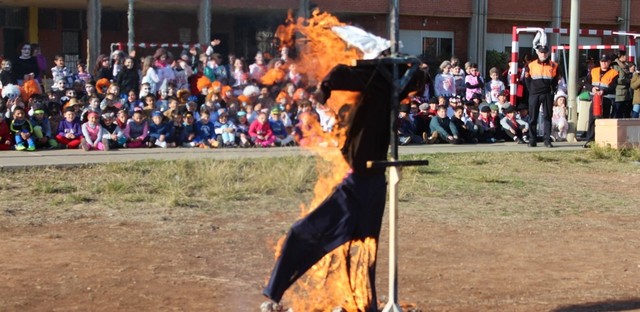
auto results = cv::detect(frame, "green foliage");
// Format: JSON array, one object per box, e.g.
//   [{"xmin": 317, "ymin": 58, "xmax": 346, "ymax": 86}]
[
  {"xmin": 1, "ymin": 151, "xmax": 639, "ymax": 225},
  {"xmin": 485, "ymin": 50, "xmax": 509, "ymax": 77},
  {"xmin": 35, "ymin": 182, "xmax": 77, "ymax": 194},
  {"xmin": 589, "ymin": 145, "xmax": 640, "ymax": 162}
]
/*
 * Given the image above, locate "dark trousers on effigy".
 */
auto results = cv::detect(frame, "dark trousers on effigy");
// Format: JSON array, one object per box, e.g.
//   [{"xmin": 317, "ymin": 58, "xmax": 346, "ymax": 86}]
[{"xmin": 263, "ymin": 172, "xmax": 386, "ymax": 311}]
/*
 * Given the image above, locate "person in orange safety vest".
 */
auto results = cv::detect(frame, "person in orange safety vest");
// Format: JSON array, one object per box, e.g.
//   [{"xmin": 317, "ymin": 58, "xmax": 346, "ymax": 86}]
[
  {"xmin": 583, "ymin": 54, "xmax": 619, "ymax": 148},
  {"xmin": 524, "ymin": 44, "xmax": 562, "ymax": 148}
]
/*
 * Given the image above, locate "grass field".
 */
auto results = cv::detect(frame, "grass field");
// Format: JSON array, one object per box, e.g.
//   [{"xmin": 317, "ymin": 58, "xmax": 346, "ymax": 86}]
[{"xmin": 1, "ymin": 147, "xmax": 639, "ymax": 311}]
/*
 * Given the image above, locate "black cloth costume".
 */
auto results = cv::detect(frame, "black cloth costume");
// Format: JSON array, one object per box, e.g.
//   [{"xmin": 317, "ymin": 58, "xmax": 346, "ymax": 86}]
[{"xmin": 263, "ymin": 63, "xmax": 424, "ymax": 310}]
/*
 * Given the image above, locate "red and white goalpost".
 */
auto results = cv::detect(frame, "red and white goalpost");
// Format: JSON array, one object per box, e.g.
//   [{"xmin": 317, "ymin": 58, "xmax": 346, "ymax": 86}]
[
  {"xmin": 110, "ymin": 42, "xmax": 207, "ymax": 53},
  {"xmin": 551, "ymin": 44, "xmax": 627, "ymax": 63},
  {"xmin": 508, "ymin": 26, "xmax": 639, "ymax": 105}
]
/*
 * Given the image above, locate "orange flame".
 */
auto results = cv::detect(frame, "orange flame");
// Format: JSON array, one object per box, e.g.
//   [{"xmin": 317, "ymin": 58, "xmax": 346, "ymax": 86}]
[
  {"xmin": 260, "ymin": 64, "xmax": 287, "ymax": 86},
  {"xmin": 269, "ymin": 8, "xmax": 380, "ymax": 311},
  {"xmin": 274, "ymin": 9, "xmax": 296, "ymax": 50}
]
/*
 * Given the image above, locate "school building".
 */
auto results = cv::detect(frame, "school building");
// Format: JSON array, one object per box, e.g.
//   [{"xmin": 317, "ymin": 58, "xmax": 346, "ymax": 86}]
[{"xmin": 0, "ymin": 0, "xmax": 637, "ymax": 74}]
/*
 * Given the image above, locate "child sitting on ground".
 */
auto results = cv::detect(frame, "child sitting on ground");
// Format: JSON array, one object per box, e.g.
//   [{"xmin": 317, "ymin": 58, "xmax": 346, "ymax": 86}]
[
  {"xmin": 47, "ymin": 103, "xmax": 63, "ymax": 136},
  {"xmin": 451, "ymin": 105, "xmax": 477, "ymax": 144},
  {"xmin": 500, "ymin": 105, "xmax": 529, "ymax": 144},
  {"xmin": 123, "ymin": 109, "xmax": 149, "ymax": 148},
  {"xmin": 148, "ymin": 111, "xmax": 173, "ymax": 148},
  {"xmin": 168, "ymin": 110, "xmax": 184, "ymax": 147},
  {"xmin": 100, "ymin": 111, "xmax": 125, "ymax": 149},
  {"xmin": 214, "ymin": 111, "xmax": 237, "ymax": 147},
  {"xmin": 269, "ymin": 107, "xmax": 294, "ymax": 146},
  {"xmin": 10, "ymin": 107, "xmax": 36, "ymax": 151},
  {"xmin": 80, "ymin": 111, "xmax": 106, "ymax": 151},
  {"xmin": 31, "ymin": 108, "xmax": 58, "ymax": 149},
  {"xmin": 195, "ymin": 109, "xmax": 218, "ymax": 148},
  {"xmin": 181, "ymin": 111, "xmax": 197, "ymax": 147},
  {"xmin": 398, "ymin": 104, "xmax": 423, "ymax": 145},
  {"xmin": 249, "ymin": 111, "xmax": 275, "ymax": 147},
  {"xmin": 429, "ymin": 105, "xmax": 460, "ymax": 144},
  {"xmin": 55, "ymin": 107, "xmax": 83, "ymax": 149},
  {"xmin": 235, "ymin": 111, "xmax": 252, "ymax": 147},
  {"xmin": 476, "ymin": 105, "xmax": 497, "ymax": 143}
]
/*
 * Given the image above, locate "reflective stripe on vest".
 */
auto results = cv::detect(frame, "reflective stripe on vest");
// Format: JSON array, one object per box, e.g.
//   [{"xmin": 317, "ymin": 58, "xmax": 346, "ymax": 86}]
[
  {"xmin": 528, "ymin": 60, "xmax": 558, "ymax": 80},
  {"xmin": 591, "ymin": 67, "xmax": 618, "ymax": 89}
]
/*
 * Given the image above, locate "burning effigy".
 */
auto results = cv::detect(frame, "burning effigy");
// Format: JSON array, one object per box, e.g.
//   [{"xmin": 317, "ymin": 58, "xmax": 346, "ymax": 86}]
[{"xmin": 263, "ymin": 9, "xmax": 425, "ymax": 312}]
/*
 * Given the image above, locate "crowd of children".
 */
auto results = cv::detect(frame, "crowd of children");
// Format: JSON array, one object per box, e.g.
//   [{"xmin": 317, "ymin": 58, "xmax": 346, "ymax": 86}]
[
  {"xmin": 398, "ymin": 58, "xmax": 572, "ymax": 146},
  {"xmin": 0, "ymin": 42, "xmax": 340, "ymax": 152},
  {"xmin": 0, "ymin": 42, "xmax": 577, "ymax": 152}
]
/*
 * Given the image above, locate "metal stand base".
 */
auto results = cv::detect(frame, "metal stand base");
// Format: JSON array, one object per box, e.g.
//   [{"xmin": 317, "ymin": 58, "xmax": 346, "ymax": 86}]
[{"xmin": 381, "ymin": 302, "xmax": 403, "ymax": 312}]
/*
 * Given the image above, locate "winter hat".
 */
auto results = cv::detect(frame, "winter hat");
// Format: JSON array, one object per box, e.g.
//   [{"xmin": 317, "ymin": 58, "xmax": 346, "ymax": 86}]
[
  {"xmin": 554, "ymin": 90, "xmax": 567, "ymax": 102},
  {"xmin": 504, "ymin": 105, "xmax": 516, "ymax": 114}
]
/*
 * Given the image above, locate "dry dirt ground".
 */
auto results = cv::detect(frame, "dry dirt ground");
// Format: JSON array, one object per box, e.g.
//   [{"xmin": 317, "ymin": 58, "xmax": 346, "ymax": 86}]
[{"xmin": 2, "ymin": 162, "xmax": 640, "ymax": 311}]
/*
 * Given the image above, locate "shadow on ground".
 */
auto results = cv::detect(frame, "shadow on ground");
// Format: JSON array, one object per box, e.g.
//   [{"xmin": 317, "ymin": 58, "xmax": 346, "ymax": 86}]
[{"xmin": 552, "ymin": 299, "xmax": 640, "ymax": 312}]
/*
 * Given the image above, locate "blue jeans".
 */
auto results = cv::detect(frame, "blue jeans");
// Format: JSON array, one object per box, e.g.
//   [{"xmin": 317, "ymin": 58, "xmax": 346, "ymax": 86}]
[{"xmin": 632, "ymin": 104, "xmax": 640, "ymax": 118}]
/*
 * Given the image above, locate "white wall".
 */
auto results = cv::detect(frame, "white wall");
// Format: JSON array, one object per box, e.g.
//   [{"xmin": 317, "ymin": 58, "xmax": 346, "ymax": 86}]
[
  {"xmin": 399, "ymin": 29, "xmax": 454, "ymax": 56},
  {"xmin": 399, "ymin": 29, "xmax": 625, "ymax": 59},
  {"xmin": 485, "ymin": 33, "xmax": 601, "ymax": 53}
]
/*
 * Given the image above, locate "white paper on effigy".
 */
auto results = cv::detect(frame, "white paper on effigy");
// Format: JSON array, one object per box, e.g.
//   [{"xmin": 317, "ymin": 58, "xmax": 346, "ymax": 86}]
[{"xmin": 331, "ymin": 25, "xmax": 391, "ymax": 60}]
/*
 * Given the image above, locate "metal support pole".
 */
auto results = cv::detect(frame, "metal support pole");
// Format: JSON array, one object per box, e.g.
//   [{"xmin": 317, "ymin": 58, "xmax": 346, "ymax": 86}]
[
  {"xmin": 368, "ymin": 159, "xmax": 428, "ymax": 312},
  {"xmin": 382, "ymin": 166, "xmax": 402, "ymax": 312},
  {"xmin": 566, "ymin": 0, "xmax": 580, "ymax": 142},
  {"xmin": 86, "ymin": 0, "xmax": 101, "ymax": 72},
  {"xmin": 382, "ymin": 2, "xmax": 402, "ymax": 310},
  {"xmin": 198, "ymin": 0, "xmax": 211, "ymax": 45},
  {"xmin": 127, "ymin": 0, "xmax": 134, "ymax": 54}
]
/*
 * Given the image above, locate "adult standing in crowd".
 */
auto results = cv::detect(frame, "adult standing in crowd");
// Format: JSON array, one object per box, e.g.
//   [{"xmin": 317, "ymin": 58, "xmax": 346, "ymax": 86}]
[
  {"xmin": 524, "ymin": 37, "xmax": 560, "ymax": 148},
  {"xmin": 12, "ymin": 43, "xmax": 39, "ymax": 85},
  {"xmin": 612, "ymin": 50, "xmax": 631, "ymax": 118},
  {"xmin": 93, "ymin": 54, "xmax": 113, "ymax": 81},
  {"xmin": 153, "ymin": 48, "xmax": 175, "ymax": 92},
  {"xmin": 249, "ymin": 51, "xmax": 268, "ymax": 83},
  {"xmin": 141, "ymin": 56, "xmax": 160, "ymax": 96},
  {"xmin": 631, "ymin": 63, "xmax": 640, "ymax": 118},
  {"xmin": 31, "ymin": 43, "xmax": 47, "ymax": 83},
  {"xmin": 583, "ymin": 54, "xmax": 619, "ymax": 148}
]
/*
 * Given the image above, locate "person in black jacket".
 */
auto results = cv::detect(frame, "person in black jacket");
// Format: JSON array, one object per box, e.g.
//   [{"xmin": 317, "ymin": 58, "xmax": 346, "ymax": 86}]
[{"xmin": 115, "ymin": 57, "xmax": 140, "ymax": 97}]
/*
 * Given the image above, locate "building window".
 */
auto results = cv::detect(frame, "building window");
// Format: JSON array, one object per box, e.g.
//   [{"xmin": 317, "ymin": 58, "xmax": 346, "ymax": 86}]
[
  {"xmin": 62, "ymin": 31, "xmax": 80, "ymax": 54},
  {"xmin": 38, "ymin": 9, "xmax": 57, "ymax": 30},
  {"xmin": 102, "ymin": 11, "xmax": 124, "ymax": 32},
  {"xmin": 61, "ymin": 10, "xmax": 84, "ymax": 30},
  {"xmin": 0, "ymin": 7, "xmax": 27, "ymax": 28},
  {"xmin": 422, "ymin": 37, "xmax": 453, "ymax": 59}
]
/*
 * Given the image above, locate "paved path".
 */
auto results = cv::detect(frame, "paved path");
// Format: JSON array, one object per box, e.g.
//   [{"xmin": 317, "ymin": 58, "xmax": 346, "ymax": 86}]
[{"xmin": 0, "ymin": 142, "xmax": 586, "ymax": 170}]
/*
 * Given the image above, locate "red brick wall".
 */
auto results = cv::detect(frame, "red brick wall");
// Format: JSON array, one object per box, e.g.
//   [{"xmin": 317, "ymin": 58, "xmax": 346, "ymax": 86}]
[{"xmin": 3, "ymin": 1, "xmax": 638, "ymax": 67}]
